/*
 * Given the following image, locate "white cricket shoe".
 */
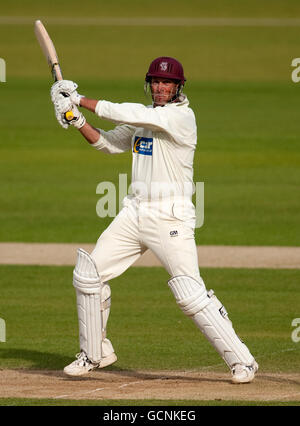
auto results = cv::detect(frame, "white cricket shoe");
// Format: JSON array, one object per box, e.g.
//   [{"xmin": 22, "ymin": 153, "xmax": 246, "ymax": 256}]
[
  {"xmin": 64, "ymin": 351, "xmax": 117, "ymax": 377},
  {"xmin": 231, "ymin": 361, "xmax": 259, "ymax": 384}
]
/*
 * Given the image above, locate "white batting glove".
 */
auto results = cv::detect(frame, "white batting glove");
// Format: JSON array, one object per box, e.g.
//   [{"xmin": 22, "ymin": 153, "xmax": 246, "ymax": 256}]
[
  {"xmin": 53, "ymin": 95, "xmax": 86, "ymax": 129},
  {"xmin": 51, "ymin": 80, "xmax": 84, "ymax": 106},
  {"xmin": 53, "ymin": 95, "xmax": 70, "ymax": 129},
  {"xmin": 69, "ymin": 105, "xmax": 86, "ymax": 129}
]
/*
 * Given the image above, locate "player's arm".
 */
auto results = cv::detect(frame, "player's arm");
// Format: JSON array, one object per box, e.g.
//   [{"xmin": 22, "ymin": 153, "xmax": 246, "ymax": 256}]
[
  {"xmin": 95, "ymin": 100, "xmax": 168, "ymax": 132},
  {"xmin": 75, "ymin": 98, "xmax": 135, "ymax": 150},
  {"xmin": 77, "ymin": 121, "xmax": 134, "ymax": 154},
  {"xmin": 50, "ymin": 79, "xmax": 171, "ymax": 132},
  {"xmin": 78, "ymin": 96, "xmax": 165, "ymax": 131},
  {"xmin": 78, "ymin": 121, "xmax": 101, "ymax": 145},
  {"xmin": 50, "ymin": 84, "xmax": 133, "ymax": 152},
  {"xmin": 79, "ymin": 97, "xmax": 98, "ymax": 113}
]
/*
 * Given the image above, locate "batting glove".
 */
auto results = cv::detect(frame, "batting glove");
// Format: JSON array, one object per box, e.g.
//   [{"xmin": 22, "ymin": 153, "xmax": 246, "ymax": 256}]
[
  {"xmin": 51, "ymin": 80, "xmax": 84, "ymax": 106},
  {"xmin": 53, "ymin": 95, "xmax": 86, "ymax": 129},
  {"xmin": 69, "ymin": 105, "xmax": 86, "ymax": 129}
]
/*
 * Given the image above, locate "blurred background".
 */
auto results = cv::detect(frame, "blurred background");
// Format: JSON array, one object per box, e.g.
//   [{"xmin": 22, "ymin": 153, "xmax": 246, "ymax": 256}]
[{"xmin": 0, "ymin": 0, "xmax": 299, "ymax": 245}]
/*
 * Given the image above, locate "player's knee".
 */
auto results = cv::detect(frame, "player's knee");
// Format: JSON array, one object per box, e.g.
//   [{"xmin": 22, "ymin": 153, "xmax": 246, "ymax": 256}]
[
  {"xmin": 73, "ymin": 248, "xmax": 101, "ymax": 293},
  {"xmin": 168, "ymin": 275, "xmax": 209, "ymax": 316}
]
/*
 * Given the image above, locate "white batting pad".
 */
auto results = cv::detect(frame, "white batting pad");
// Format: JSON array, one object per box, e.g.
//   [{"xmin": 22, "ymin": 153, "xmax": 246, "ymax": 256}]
[
  {"xmin": 73, "ymin": 249, "xmax": 102, "ymax": 363},
  {"xmin": 100, "ymin": 283, "xmax": 115, "ymax": 358},
  {"xmin": 168, "ymin": 275, "xmax": 255, "ymax": 368},
  {"xmin": 168, "ymin": 275, "xmax": 208, "ymax": 315}
]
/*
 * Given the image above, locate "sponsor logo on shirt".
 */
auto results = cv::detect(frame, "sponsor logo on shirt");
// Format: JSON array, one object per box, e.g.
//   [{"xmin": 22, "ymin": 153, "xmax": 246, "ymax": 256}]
[{"xmin": 133, "ymin": 136, "xmax": 153, "ymax": 156}]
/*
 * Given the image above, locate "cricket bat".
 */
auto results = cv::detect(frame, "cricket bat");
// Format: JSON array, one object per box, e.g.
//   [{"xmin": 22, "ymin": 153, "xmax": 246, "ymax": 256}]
[{"xmin": 34, "ymin": 19, "xmax": 74, "ymax": 121}]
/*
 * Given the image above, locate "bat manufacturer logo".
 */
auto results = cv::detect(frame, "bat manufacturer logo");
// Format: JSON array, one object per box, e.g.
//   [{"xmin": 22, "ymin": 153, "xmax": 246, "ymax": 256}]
[
  {"xmin": 170, "ymin": 230, "xmax": 178, "ymax": 237},
  {"xmin": 219, "ymin": 305, "xmax": 228, "ymax": 319}
]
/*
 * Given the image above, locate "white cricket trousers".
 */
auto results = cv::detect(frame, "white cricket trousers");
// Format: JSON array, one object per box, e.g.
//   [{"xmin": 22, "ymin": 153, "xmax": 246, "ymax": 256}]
[{"xmin": 91, "ymin": 196, "xmax": 201, "ymax": 282}]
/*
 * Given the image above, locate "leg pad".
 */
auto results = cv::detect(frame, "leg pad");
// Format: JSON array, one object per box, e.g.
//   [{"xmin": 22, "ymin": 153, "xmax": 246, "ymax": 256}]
[
  {"xmin": 73, "ymin": 249, "xmax": 102, "ymax": 363},
  {"xmin": 168, "ymin": 275, "xmax": 255, "ymax": 368}
]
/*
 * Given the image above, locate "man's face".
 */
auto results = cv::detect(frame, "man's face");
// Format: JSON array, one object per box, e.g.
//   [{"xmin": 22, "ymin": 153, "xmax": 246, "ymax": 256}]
[{"xmin": 150, "ymin": 77, "xmax": 179, "ymax": 106}]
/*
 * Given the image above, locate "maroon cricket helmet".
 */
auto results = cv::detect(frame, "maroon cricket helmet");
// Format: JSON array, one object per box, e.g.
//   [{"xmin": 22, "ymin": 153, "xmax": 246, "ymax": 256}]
[{"xmin": 145, "ymin": 57, "xmax": 186, "ymax": 85}]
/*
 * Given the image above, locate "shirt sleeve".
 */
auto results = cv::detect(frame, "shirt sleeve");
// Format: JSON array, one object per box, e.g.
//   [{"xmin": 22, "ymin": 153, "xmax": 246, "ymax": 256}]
[
  {"xmin": 92, "ymin": 124, "xmax": 135, "ymax": 154},
  {"xmin": 95, "ymin": 100, "xmax": 172, "ymax": 133}
]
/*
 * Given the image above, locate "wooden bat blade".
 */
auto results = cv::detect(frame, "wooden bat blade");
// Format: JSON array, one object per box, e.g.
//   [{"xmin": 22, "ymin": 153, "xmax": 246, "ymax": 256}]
[
  {"xmin": 34, "ymin": 19, "xmax": 63, "ymax": 81},
  {"xmin": 34, "ymin": 19, "xmax": 74, "ymax": 122}
]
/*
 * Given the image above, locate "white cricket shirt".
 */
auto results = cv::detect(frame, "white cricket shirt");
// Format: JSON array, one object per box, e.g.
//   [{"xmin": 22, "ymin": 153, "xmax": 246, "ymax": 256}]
[{"xmin": 93, "ymin": 95, "xmax": 197, "ymax": 201}]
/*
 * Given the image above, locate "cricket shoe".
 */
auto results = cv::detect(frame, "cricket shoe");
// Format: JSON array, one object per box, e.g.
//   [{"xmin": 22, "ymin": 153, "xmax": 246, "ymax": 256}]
[
  {"xmin": 63, "ymin": 351, "xmax": 117, "ymax": 377},
  {"xmin": 231, "ymin": 361, "xmax": 259, "ymax": 384}
]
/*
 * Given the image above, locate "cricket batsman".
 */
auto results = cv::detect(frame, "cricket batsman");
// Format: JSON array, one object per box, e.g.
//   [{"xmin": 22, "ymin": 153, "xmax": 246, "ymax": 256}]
[{"xmin": 50, "ymin": 56, "xmax": 258, "ymax": 383}]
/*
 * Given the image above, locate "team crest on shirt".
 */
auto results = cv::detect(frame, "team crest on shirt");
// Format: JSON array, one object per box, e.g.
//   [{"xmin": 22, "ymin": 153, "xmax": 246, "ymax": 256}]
[{"xmin": 133, "ymin": 136, "xmax": 153, "ymax": 156}]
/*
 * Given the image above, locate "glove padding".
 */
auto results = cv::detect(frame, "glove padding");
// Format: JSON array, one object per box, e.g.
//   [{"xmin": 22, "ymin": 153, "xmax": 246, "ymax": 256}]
[
  {"xmin": 51, "ymin": 80, "xmax": 83, "ymax": 106},
  {"xmin": 53, "ymin": 95, "xmax": 86, "ymax": 129}
]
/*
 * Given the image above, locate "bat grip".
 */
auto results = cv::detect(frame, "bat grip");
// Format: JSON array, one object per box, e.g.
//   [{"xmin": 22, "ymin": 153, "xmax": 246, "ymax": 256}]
[{"xmin": 64, "ymin": 111, "xmax": 74, "ymax": 121}]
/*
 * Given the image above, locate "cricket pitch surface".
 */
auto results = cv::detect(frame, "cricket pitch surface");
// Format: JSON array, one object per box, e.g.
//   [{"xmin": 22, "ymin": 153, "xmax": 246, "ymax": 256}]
[{"xmin": 1, "ymin": 369, "xmax": 300, "ymax": 402}]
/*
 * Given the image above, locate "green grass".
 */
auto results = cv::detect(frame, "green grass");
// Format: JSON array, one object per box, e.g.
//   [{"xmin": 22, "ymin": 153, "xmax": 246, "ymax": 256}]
[
  {"xmin": 0, "ymin": 2, "xmax": 299, "ymax": 245},
  {"xmin": 1, "ymin": 398, "xmax": 299, "ymax": 406},
  {"xmin": 0, "ymin": 265, "xmax": 299, "ymax": 372},
  {"xmin": 2, "ymin": 3, "xmax": 300, "ymax": 82},
  {"xmin": 0, "ymin": 264, "xmax": 299, "ymax": 409},
  {"xmin": 0, "ymin": 80, "xmax": 299, "ymax": 245},
  {"xmin": 3, "ymin": 0, "xmax": 300, "ymax": 20},
  {"xmin": 2, "ymin": 24, "xmax": 300, "ymax": 82}
]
